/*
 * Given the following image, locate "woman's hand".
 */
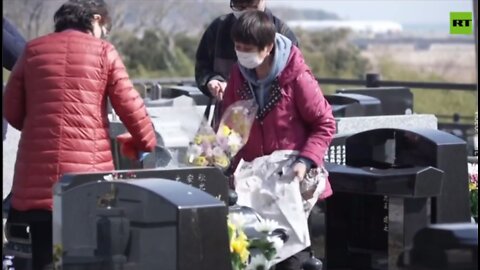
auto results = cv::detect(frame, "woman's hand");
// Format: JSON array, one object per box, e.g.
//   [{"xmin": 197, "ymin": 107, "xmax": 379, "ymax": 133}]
[
  {"xmin": 207, "ymin": 79, "xmax": 227, "ymax": 101},
  {"xmin": 292, "ymin": 161, "xmax": 307, "ymax": 181},
  {"xmin": 116, "ymin": 132, "xmax": 138, "ymax": 160},
  {"xmin": 294, "ymin": 160, "xmax": 319, "ymax": 200}
]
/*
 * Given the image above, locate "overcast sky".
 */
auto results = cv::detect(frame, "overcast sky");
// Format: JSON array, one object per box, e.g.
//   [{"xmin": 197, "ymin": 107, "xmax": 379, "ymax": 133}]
[{"xmin": 266, "ymin": 0, "xmax": 474, "ymax": 24}]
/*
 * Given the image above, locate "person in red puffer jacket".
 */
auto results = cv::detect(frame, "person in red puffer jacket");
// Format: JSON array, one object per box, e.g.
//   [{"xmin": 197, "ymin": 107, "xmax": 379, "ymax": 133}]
[
  {"xmin": 2, "ymin": 0, "xmax": 156, "ymax": 268},
  {"xmin": 222, "ymin": 11, "xmax": 336, "ymax": 270}
]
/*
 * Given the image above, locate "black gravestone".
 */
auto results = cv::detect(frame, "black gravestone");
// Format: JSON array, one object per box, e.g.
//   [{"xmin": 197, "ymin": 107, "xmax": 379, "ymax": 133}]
[
  {"xmin": 337, "ymin": 87, "xmax": 413, "ymax": 115},
  {"xmin": 54, "ymin": 179, "xmax": 232, "ymax": 270},
  {"xmin": 325, "ymin": 128, "xmax": 469, "ymax": 270},
  {"xmin": 343, "ymin": 128, "xmax": 470, "ymax": 223},
  {"xmin": 325, "ymin": 93, "xmax": 382, "ymax": 117},
  {"xmin": 58, "ymin": 167, "xmax": 229, "ymax": 204},
  {"xmin": 161, "ymin": 86, "xmax": 210, "ymax": 106},
  {"xmin": 398, "ymin": 223, "xmax": 478, "ymax": 269}
]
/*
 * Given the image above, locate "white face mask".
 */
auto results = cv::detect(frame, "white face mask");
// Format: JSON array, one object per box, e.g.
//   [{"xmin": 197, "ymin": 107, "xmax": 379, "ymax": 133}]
[
  {"xmin": 92, "ymin": 21, "xmax": 109, "ymax": 39},
  {"xmin": 236, "ymin": 50, "xmax": 264, "ymax": 69},
  {"xmin": 233, "ymin": 10, "xmax": 245, "ymax": 19},
  {"xmin": 100, "ymin": 25, "xmax": 108, "ymax": 39}
]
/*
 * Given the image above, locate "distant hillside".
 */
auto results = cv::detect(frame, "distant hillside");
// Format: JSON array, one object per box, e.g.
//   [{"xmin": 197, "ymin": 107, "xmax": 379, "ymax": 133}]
[
  {"xmin": 122, "ymin": 3, "xmax": 341, "ymax": 34},
  {"xmin": 2, "ymin": 0, "xmax": 340, "ymax": 38},
  {"xmin": 131, "ymin": 4, "xmax": 342, "ymax": 35}
]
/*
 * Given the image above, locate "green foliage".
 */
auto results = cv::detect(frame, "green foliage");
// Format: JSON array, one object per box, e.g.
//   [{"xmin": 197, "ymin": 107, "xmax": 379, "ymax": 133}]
[
  {"xmin": 378, "ymin": 57, "xmax": 477, "ymax": 120},
  {"xmin": 112, "ymin": 30, "xmax": 198, "ymax": 78},
  {"xmin": 471, "ymin": 189, "xmax": 478, "ymax": 221},
  {"xmin": 296, "ymin": 29, "xmax": 370, "ymax": 79},
  {"xmin": 292, "ymin": 29, "xmax": 370, "ymax": 95},
  {"xmin": 174, "ymin": 33, "xmax": 201, "ymax": 61},
  {"xmin": 113, "ymin": 27, "xmax": 369, "ymax": 83},
  {"xmin": 110, "ymin": 27, "xmax": 474, "ymax": 121}
]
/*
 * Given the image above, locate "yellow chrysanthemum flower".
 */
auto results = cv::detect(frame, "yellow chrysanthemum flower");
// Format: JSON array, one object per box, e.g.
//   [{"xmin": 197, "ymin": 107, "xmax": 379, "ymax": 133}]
[
  {"xmin": 469, "ymin": 182, "xmax": 477, "ymax": 191},
  {"xmin": 231, "ymin": 234, "xmax": 249, "ymax": 263},
  {"xmin": 228, "ymin": 222, "xmax": 237, "ymax": 253},
  {"xmin": 220, "ymin": 125, "xmax": 232, "ymax": 137},
  {"xmin": 193, "ymin": 156, "xmax": 208, "ymax": 166},
  {"xmin": 194, "ymin": 135, "xmax": 203, "ymax": 145},
  {"xmin": 206, "ymin": 135, "xmax": 217, "ymax": 143},
  {"xmin": 239, "ymin": 248, "xmax": 249, "ymax": 264},
  {"xmin": 231, "ymin": 239, "xmax": 246, "ymax": 254},
  {"xmin": 214, "ymin": 156, "xmax": 229, "ymax": 168}
]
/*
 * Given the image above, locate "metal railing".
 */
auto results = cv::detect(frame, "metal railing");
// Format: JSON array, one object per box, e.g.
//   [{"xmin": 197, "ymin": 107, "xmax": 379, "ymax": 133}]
[
  {"xmin": 133, "ymin": 74, "xmax": 477, "ymax": 92},
  {"xmin": 3, "ymin": 75, "xmax": 477, "ymax": 93},
  {"xmin": 133, "ymin": 73, "xmax": 477, "ymax": 121},
  {"xmin": 316, "ymin": 77, "xmax": 477, "ymax": 92}
]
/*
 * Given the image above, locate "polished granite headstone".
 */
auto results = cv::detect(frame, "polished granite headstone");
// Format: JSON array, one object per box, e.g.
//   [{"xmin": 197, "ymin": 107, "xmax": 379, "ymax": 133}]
[
  {"xmin": 398, "ymin": 223, "xmax": 478, "ymax": 270},
  {"xmin": 336, "ymin": 114, "xmax": 437, "ymax": 135},
  {"xmin": 54, "ymin": 179, "xmax": 231, "ymax": 270},
  {"xmin": 324, "ymin": 128, "xmax": 470, "ymax": 270},
  {"xmin": 58, "ymin": 167, "xmax": 229, "ymax": 204},
  {"xmin": 161, "ymin": 85, "xmax": 210, "ymax": 106},
  {"xmin": 337, "ymin": 87, "xmax": 413, "ymax": 116},
  {"xmin": 310, "ymin": 115, "xmax": 438, "ymax": 260},
  {"xmin": 325, "ymin": 93, "xmax": 382, "ymax": 117}
]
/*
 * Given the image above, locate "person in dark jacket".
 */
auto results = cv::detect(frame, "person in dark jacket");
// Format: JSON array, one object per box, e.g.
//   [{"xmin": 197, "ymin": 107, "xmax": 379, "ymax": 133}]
[
  {"xmin": 3, "ymin": 17, "xmax": 26, "ymax": 141},
  {"xmin": 195, "ymin": 0, "xmax": 298, "ymax": 125},
  {"xmin": 2, "ymin": 18, "xmax": 26, "ymax": 71}
]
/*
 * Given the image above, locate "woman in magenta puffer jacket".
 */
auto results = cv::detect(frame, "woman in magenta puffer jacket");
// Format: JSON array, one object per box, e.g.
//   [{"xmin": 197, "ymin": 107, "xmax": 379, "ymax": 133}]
[
  {"xmin": 3, "ymin": 0, "xmax": 156, "ymax": 268},
  {"xmin": 221, "ymin": 11, "xmax": 336, "ymax": 270}
]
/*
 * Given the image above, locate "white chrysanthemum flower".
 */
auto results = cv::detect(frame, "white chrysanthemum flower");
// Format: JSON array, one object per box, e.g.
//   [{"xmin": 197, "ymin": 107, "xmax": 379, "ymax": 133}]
[
  {"xmin": 103, "ymin": 174, "xmax": 114, "ymax": 181},
  {"xmin": 228, "ymin": 132, "xmax": 243, "ymax": 147},
  {"xmin": 246, "ymin": 254, "xmax": 269, "ymax": 270},
  {"xmin": 228, "ymin": 213, "xmax": 246, "ymax": 229},
  {"xmin": 190, "ymin": 145, "xmax": 203, "ymax": 156},
  {"xmin": 267, "ymin": 236, "xmax": 284, "ymax": 252},
  {"xmin": 468, "ymin": 162, "xmax": 478, "ymax": 176},
  {"xmin": 187, "ymin": 145, "xmax": 203, "ymax": 163},
  {"xmin": 212, "ymin": 146, "xmax": 225, "ymax": 157},
  {"xmin": 254, "ymin": 219, "xmax": 280, "ymax": 234}
]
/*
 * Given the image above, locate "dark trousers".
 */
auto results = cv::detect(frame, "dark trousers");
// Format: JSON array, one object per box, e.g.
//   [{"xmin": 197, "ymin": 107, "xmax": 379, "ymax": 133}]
[
  {"xmin": 3, "ymin": 86, "xmax": 7, "ymax": 141},
  {"xmin": 7, "ymin": 208, "xmax": 53, "ymax": 270},
  {"xmin": 274, "ymin": 247, "xmax": 312, "ymax": 270}
]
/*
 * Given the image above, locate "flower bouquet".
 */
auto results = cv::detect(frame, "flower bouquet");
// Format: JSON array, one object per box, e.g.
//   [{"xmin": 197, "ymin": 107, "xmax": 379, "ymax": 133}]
[
  {"xmin": 228, "ymin": 213, "xmax": 286, "ymax": 270},
  {"xmin": 468, "ymin": 162, "xmax": 478, "ymax": 222},
  {"xmin": 185, "ymin": 99, "xmax": 258, "ymax": 170}
]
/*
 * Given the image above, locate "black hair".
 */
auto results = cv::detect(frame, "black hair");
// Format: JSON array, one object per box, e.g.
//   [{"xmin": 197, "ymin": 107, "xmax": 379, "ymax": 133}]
[
  {"xmin": 54, "ymin": 0, "xmax": 111, "ymax": 33},
  {"xmin": 231, "ymin": 10, "xmax": 275, "ymax": 50},
  {"xmin": 230, "ymin": 0, "xmax": 258, "ymax": 10}
]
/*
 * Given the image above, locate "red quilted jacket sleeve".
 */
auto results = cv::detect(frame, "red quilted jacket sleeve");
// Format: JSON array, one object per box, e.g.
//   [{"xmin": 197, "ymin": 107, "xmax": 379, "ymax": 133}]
[
  {"xmin": 295, "ymin": 70, "xmax": 336, "ymax": 166},
  {"xmin": 106, "ymin": 44, "xmax": 156, "ymax": 152},
  {"xmin": 3, "ymin": 52, "xmax": 26, "ymax": 131}
]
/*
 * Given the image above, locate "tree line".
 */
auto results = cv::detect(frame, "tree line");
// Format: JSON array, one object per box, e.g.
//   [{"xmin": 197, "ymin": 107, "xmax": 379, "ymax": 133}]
[{"xmin": 3, "ymin": 0, "xmax": 369, "ymax": 81}]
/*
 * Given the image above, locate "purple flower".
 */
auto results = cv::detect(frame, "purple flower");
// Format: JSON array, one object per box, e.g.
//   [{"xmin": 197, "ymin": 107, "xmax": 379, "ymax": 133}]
[
  {"xmin": 216, "ymin": 135, "xmax": 229, "ymax": 150},
  {"xmin": 213, "ymin": 146, "xmax": 226, "ymax": 158},
  {"xmin": 201, "ymin": 141, "xmax": 211, "ymax": 152}
]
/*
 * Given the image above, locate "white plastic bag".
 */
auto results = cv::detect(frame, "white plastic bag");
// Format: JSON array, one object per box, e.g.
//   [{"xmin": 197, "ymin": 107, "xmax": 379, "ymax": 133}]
[{"xmin": 233, "ymin": 150, "xmax": 327, "ymax": 264}]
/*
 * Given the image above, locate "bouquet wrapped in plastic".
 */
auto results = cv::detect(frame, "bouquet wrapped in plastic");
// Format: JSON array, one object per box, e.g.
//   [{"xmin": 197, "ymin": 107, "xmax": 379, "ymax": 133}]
[
  {"xmin": 186, "ymin": 99, "xmax": 258, "ymax": 170},
  {"xmin": 233, "ymin": 150, "xmax": 328, "ymax": 263}
]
